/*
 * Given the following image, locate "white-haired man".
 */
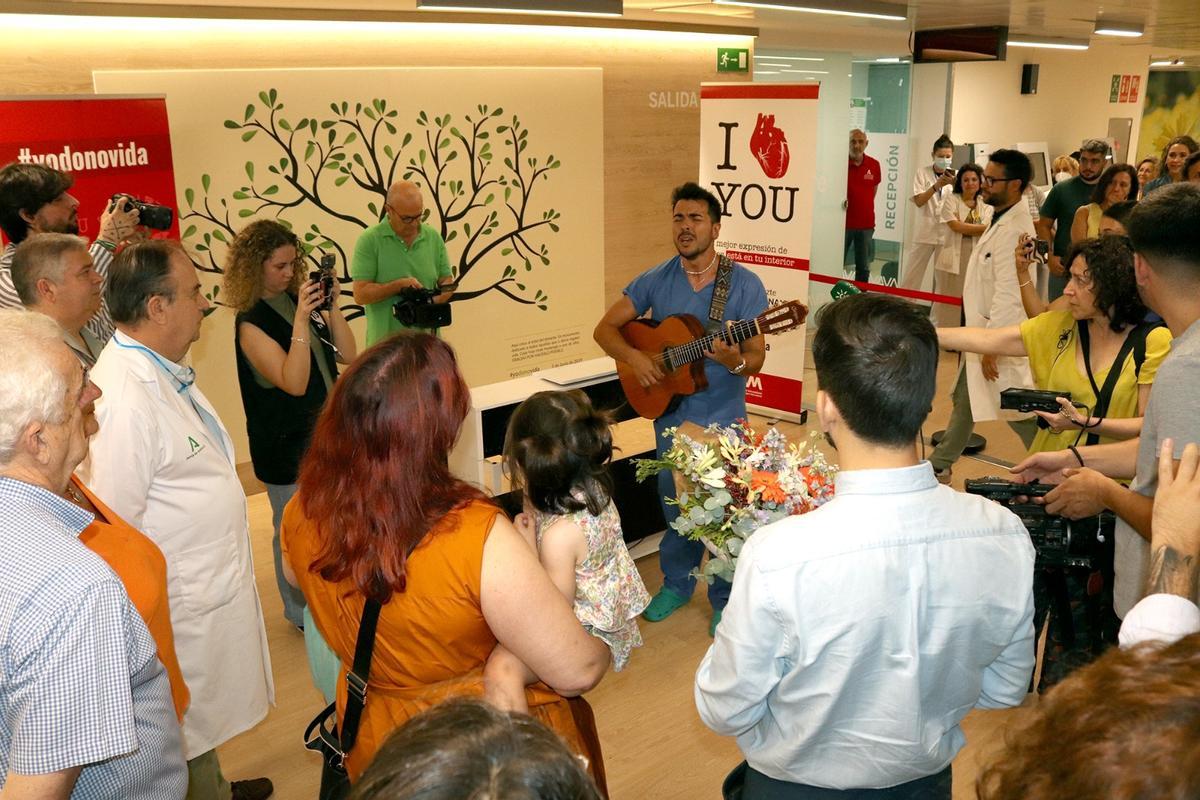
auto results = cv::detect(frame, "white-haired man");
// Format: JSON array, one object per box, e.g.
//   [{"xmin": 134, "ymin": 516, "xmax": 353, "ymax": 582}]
[{"xmin": 0, "ymin": 309, "xmax": 187, "ymax": 799}]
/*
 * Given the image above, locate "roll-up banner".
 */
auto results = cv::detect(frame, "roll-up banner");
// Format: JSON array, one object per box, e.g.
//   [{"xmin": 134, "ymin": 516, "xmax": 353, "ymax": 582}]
[
  {"xmin": 0, "ymin": 96, "xmax": 179, "ymax": 245},
  {"xmin": 699, "ymin": 83, "xmax": 818, "ymax": 422}
]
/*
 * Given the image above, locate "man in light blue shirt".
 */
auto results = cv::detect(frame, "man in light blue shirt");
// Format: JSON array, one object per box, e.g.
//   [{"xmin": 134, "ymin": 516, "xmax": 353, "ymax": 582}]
[{"xmin": 695, "ymin": 293, "xmax": 1035, "ymax": 798}]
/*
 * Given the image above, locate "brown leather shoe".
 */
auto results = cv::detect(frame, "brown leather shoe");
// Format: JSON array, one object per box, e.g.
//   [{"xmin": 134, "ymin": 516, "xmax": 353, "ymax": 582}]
[{"xmin": 231, "ymin": 778, "xmax": 274, "ymax": 800}]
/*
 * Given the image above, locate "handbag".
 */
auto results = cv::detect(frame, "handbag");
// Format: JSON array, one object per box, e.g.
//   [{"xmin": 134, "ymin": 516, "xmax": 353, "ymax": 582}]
[{"xmin": 304, "ymin": 599, "xmax": 382, "ymax": 798}]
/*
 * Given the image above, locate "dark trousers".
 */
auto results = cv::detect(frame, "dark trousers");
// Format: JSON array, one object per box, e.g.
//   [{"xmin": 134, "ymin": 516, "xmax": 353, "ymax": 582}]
[
  {"xmin": 723, "ymin": 763, "xmax": 952, "ymax": 800},
  {"xmin": 844, "ymin": 228, "xmax": 875, "ymax": 283}
]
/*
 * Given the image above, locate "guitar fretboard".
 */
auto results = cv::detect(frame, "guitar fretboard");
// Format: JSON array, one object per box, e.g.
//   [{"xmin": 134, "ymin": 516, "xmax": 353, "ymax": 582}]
[{"xmin": 664, "ymin": 318, "xmax": 760, "ymax": 371}]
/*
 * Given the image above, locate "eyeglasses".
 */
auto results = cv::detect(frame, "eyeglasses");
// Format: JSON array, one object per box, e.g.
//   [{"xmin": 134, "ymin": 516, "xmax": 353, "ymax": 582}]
[
  {"xmin": 982, "ymin": 176, "xmax": 1018, "ymax": 186},
  {"xmin": 386, "ymin": 206, "xmax": 423, "ymax": 224}
]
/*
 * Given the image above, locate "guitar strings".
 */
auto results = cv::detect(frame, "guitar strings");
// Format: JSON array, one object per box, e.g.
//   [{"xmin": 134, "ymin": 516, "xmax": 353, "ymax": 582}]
[{"xmin": 651, "ymin": 318, "xmax": 761, "ymax": 367}]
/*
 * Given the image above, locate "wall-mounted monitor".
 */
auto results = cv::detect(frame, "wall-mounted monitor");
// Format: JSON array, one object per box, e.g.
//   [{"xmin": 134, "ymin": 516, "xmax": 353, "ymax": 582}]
[
  {"xmin": 913, "ymin": 26, "xmax": 1008, "ymax": 64},
  {"xmin": 1016, "ymin": 142, "xmax": 1052, "ymax": 190}
]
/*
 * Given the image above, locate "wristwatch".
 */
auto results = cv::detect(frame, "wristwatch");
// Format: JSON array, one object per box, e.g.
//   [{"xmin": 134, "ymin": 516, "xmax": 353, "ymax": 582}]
[{"xmin": 730, "ymin": 358, "xmax": 747, "ymax": 375}]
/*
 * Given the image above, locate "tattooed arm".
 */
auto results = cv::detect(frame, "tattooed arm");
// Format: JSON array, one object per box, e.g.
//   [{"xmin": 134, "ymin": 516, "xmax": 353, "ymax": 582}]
[{"xmin": 1146, "ymin": 440, "xmax": 1200, "ymax": 601}]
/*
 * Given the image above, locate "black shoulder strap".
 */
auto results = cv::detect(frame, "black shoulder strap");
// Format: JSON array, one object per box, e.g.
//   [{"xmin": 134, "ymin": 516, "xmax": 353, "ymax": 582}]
[
  {"xmin": 1131, "ymin": 321, "xmax": 1161, "ymax": 378},
  {"xmin": 1078, "ymin": 321, "xmax": 1142, "ymax": 447},
  {"xmin": 707, "ymin": 255, "xmax": 735, "ymax": 326},
  {"xmin": 339, "ymin": 598, "xmax": 382, "ymax": 754}
]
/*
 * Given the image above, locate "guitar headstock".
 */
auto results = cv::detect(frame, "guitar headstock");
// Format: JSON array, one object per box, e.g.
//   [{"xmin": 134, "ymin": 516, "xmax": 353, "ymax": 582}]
[{"xmin": 756, "ymin": 299, "xmax": 809, "ymax": 334}]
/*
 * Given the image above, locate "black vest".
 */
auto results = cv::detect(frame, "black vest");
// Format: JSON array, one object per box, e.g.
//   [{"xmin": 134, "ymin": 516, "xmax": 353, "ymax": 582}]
[{"xmin": 234, "ymin": 296, "xmax": 337, "ymax": 484}]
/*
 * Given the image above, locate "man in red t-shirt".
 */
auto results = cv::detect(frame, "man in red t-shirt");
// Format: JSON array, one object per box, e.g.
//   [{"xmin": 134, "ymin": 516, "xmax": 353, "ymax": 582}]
[{"xmin": 845, "ymin": 129, "xmax": 882, "ymax": 283}]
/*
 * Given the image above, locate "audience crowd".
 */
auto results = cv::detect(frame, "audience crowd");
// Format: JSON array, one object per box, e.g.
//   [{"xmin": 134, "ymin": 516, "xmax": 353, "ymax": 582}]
[{"xmin": 2, "ymin": 138, "xmax": 1199, "ymax": 800}]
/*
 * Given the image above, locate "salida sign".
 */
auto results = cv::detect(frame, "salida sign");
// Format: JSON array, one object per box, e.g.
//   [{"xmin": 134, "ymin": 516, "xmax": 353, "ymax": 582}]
[{"xmin": 699, "ymin": 82, "xmax": 818, "ymax": 419}]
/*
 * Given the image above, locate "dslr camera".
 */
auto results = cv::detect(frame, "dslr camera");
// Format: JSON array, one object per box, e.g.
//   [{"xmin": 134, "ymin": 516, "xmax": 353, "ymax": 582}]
[
  {"xmin": 965, "ymin": 477, "xmax": 1114, "ymax": 569},
  {"xmin": 111, "ymin": 193, "xmax": 174, "ymax": 231},
  {"xmin": 392, "ymin": 282, "xmax": 455, "ymax": 329}
]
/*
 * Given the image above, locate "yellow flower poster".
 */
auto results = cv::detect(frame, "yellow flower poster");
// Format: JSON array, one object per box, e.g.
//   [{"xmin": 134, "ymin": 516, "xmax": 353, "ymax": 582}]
[{"xmin": 1137, "ymin": 71, "xmax": 1200, "ymax": 161}]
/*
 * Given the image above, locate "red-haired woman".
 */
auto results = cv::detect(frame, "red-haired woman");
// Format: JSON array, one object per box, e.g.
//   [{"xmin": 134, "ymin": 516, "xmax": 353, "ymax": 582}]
[{"xmin": 280, "ymin": 332, "xmax": 611, "ymax": 793}]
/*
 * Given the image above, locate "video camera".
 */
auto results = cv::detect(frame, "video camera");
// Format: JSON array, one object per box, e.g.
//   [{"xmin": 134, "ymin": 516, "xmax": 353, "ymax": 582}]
[
  {"xmin": 1000, "ymin": 387, "xmax": 1069, "ymax": 415},
  {"xmin": 965, "ymin": 477, "xmax": 1114, "ymax": 569},
  {"xmin": 110, "ymin": 193, "xmax": 174, "ymax": 231},
  {"xmin": 392, "ymin": 281, "xmax": 456, "ymax": 329}
]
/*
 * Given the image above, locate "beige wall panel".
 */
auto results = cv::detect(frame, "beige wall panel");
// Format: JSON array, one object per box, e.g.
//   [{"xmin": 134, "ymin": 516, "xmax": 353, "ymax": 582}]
[{"xmin": 0, "ymin": 17, "xmax": 751, "ymax": 461}]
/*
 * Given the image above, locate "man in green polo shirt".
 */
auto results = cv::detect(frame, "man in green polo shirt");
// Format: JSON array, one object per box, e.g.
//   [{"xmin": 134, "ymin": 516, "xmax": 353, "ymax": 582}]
[{"xmin": 351, "ymin": 180, "xmax": 454, "ymax": 345}]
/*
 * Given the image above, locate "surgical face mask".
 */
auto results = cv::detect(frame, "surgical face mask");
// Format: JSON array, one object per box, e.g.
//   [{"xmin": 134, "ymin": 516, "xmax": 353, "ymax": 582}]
[
  {"xmin": 1055, "ymin": 171, "xmax": 1073, "ymax": 184},
  {"xmin": 934, "ymin": 156, "xmax": 953, "ymax": 170}
]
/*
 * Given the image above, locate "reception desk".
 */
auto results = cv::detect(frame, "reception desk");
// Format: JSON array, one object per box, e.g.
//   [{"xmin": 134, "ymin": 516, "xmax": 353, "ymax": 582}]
[{"xmin": 450, "ymin": 357, "xmax": 666, "ymax": 543}]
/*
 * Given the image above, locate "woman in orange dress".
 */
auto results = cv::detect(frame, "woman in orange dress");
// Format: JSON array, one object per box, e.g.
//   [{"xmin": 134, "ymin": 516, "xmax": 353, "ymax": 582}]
[
  {"xmin": 61, "ymin": 397, "xmax": 190, "ymax": 720},
  {"xmin": 281, "ymin": 332, "xmax": 611, "ymax": 790}
]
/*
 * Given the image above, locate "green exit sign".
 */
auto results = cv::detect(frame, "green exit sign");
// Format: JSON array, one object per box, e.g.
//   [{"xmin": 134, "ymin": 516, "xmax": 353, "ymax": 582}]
[{"xmin": 718, "ymin": 48, "xmax": 749, "ymax": 73}]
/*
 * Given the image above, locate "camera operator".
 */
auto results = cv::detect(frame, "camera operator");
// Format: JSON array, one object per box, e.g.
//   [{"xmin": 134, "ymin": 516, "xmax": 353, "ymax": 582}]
[
  {"xmin": 977, "ymin": 439, "xmax": 1200, "ymax": 800},
  {"xmin": 223, "ymin": 219, "xmax": 355, "ymax": 632},
  {"xmin": 0, "ymin": 162, "xmax": 140, "ymax": 343},
  {"xmin": 350, "ymin": 180, "xmax": 454, "ymax": 346},
  {"xmin": 940, "ymin": 235, "xmax": 1170, "ymax": 686},
  {"xmin": 1012, "ymin": 183, "xmax": 1200, "ymax": 634}
]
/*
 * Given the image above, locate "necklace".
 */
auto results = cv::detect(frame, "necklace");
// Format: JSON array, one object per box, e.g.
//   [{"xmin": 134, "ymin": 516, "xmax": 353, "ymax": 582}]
[
  {"xmin": 64, "ymin": 483, "xmax": 86, "ymax": 505},
  {"xmin": 682, "ymin": 252, "xmax": 718, "ymax": 276}
]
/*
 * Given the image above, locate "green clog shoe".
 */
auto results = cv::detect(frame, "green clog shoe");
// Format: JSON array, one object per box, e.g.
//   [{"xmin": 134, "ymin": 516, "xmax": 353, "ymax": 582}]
[{"xmin": 642, "ymin": 587, "xmax": 689, "ymax": 622}]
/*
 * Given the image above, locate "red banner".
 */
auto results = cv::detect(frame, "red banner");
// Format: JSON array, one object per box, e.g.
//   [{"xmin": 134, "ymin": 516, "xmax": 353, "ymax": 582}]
[{"xmin": 0, "ymin": 96, "xmax": 178, "ymax": 245}]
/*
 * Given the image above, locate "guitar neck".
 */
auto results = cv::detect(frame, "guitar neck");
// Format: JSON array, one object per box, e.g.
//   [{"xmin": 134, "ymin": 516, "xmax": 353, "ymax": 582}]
[{"xmin": 665, "ymin": 318, "xmax": 760, "ymax": 370}]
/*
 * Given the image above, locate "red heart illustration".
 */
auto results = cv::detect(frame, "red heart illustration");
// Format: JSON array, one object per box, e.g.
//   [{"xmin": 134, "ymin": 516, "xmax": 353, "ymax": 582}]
[{"xmin": 750, "ymin": 113, "xmax": 790, "ymax": 179}]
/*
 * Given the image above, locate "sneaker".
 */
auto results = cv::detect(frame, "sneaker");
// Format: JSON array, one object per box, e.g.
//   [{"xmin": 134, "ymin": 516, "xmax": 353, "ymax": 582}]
[
  {"xmin": 231, "ymin": 778, "xmax": 274, "ymax": 800},
  {"xmin": 709, "ymin": 608, "xmax": 723, "ymax": 637},
  {"xmin": 642, "ymin": 587, "xmax": 689, "ymax": 622},
  {"xmin": 934, "ymin": 467, "xmax": 952, "ymax": 485}
]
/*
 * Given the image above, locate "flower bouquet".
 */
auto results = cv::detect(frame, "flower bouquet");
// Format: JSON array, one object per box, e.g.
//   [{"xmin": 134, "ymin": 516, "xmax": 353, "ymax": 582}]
[{"xmin": 635, "ymin": 420, "xmax": 837, "ymax": 584}]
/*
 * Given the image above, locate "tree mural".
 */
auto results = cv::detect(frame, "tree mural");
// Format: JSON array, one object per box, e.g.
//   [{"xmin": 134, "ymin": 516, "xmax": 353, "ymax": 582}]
[{"xmin": 181, "ymin": 88, "xmax": 561, "ymax": 314}]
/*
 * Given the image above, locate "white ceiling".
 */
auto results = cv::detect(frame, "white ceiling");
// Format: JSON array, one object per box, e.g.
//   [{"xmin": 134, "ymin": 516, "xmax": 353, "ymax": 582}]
[{"xmin": 12, "ymin": 0, "xmax": 1200, "ymax": 54}]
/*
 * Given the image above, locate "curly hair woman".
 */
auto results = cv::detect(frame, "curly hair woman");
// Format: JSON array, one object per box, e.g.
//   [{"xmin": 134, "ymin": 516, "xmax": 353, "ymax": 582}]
[
  {"xmin": 938, "ymin": 235, "xmax": 1173, "ymax": 687},
  {"xmin": 223, "ymin": 219, "xmax": 356, "ymax": 630}
]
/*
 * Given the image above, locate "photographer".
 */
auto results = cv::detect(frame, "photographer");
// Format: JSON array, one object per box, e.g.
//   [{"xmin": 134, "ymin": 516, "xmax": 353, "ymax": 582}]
[
  {"xmin": 0, "ymin": 162, "xmax": 141, "ymax": 343},
  {"xmin": 350, "ymin": 180, "xmax": 454, "ymax": 346},
  {"xmin": 1012, "ymin": 184, "xmax": 1200, "ymax": 628},
  {"xmin": 223, "ymin": 219, "xmax": 356, "ymax": 630},
  {"xmin": 941, "ymin": 235, "xmax": 1170, "ymax": 685}
]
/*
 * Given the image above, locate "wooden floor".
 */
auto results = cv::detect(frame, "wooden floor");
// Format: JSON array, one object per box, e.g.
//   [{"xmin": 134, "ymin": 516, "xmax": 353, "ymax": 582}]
[{"xmin": 217, "ymin": 347, "xmax": 1044, "ymax": 799}]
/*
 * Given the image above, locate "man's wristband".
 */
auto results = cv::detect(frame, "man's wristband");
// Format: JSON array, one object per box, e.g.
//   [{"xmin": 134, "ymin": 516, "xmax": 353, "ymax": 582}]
[{"xmin": 730, "ymin": 358, "xmax": 747, "ymax": 375}]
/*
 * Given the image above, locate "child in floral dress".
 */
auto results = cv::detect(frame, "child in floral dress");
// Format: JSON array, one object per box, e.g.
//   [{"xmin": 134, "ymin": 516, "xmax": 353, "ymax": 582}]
[{"xmin": 484, "ymin": 390, "xmax": 650, "ymax": 712}]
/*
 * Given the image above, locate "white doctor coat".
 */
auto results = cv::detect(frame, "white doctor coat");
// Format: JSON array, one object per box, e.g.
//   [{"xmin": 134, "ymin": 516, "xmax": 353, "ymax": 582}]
[
  {"xmin": 81, "ymin": 335, "xmax": 274, "ymax": 759},
  {"xmin": 960, "ymin": 200, "xmax": 1037, "ymax": 422}
]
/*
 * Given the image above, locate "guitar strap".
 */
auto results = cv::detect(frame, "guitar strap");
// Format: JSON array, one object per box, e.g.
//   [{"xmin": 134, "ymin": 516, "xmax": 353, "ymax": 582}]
[{"xmin": 706, "ymin": 255, "xmax": 736, "ymax": 332}]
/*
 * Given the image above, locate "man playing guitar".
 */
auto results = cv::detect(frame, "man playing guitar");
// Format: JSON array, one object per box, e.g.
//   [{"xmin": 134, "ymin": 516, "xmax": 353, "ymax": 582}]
[{"xmin": 593, "ymin": 182, "xmax": 767, "ymax": 636}]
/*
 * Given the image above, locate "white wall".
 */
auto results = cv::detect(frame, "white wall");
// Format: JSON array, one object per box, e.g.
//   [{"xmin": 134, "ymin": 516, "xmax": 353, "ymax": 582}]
[{"xmin": 948, "ymin": 42, "xmax": 1152, "ymax": 164}]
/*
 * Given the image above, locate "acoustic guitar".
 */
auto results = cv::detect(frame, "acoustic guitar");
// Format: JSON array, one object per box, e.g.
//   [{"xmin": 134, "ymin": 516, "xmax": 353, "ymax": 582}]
[{"xmin": 616, "ymin": 300, "xmax": 808, "ymax": 420}]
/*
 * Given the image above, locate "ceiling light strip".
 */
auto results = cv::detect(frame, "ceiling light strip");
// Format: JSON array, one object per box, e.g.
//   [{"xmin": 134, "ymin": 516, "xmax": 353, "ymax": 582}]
[
  {"xmin": 713, "ymin": 0, "xmax": 906, "ymax": 22},
  {"xmin": 416, "ymin": 0, "xmax": 623, "ymax": 16}
]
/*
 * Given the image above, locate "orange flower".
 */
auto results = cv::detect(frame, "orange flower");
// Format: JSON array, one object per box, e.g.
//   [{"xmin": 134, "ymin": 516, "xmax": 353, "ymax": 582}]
[{"xmin": 751, "ymin": 470, "xmax": 787, "ymax": 504}]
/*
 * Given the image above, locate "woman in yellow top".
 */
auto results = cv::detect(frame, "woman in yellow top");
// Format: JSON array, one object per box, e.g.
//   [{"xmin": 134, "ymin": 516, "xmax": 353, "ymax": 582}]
[
  {"xmin": 939, "ymin": 235, "xmax": 1169, "ymax": 457},
  {"xmin": 939, "ymin": 235, "xmax": 1170, "ymax": 689},
  {"xmin": 1069, "ymin": 165, "xmax": 1137, "ymax": 246}
]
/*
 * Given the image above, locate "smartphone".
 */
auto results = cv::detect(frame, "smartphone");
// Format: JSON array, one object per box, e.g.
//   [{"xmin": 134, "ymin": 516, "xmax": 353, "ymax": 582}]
[
  {"xmin": 943, "ymin": 168, "xmax": 957, "ymax": 178},
  {"xmin": 1034, "ymin": 239, "xmax": 1050, "ymax": 262},
  {"xmin": 308, "ymin": 254, "xmax": 336, "ymax": 311}
]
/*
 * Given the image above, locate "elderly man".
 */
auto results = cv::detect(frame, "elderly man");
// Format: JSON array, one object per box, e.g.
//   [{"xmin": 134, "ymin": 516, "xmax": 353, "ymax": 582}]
[
  {"xmin": 0, "ymin": 162, "xmax": 138, "ymax": 342},
  {"xmin": 0, "ymin": 309, "xmax": 187, "ymax": 799},
  {"xmin": 350, "ymin": 180, "xmax": 454, "ymax": 345},
  {"xmin": 79, "ymin": 241, "xmax": 274, "ymax": 800},
  {"xmin": 10, "ymin": 233, "xmax": 104, "ymax": 366}
]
